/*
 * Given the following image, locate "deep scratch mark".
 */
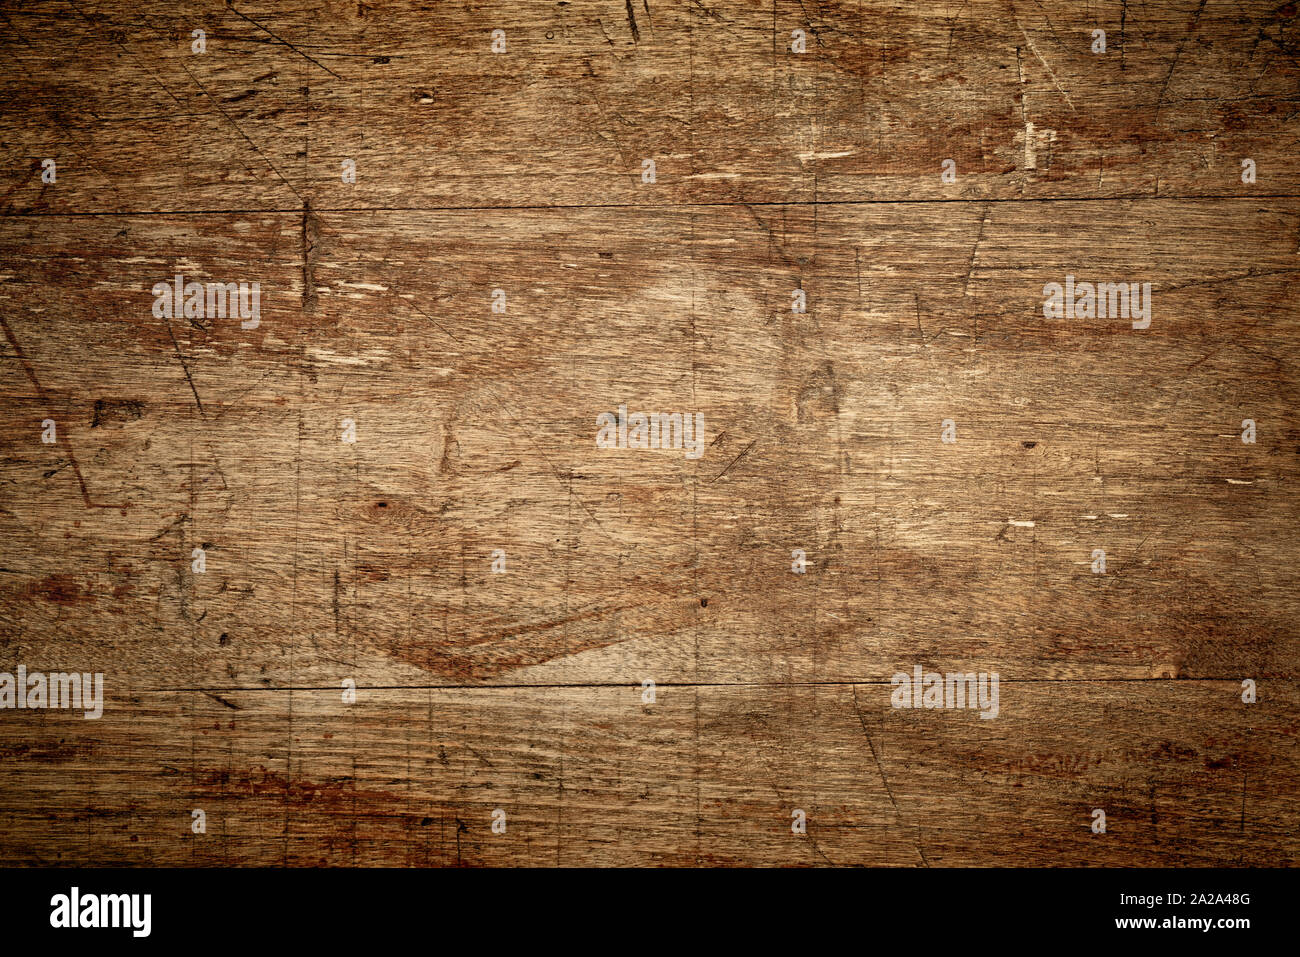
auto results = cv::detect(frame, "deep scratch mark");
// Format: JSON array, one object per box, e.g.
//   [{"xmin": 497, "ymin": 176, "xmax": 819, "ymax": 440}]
[
  {"xmin": 1155, "ymin": 0, "xmax": 1208, "ymax": 120},
  {"xmin": 1019, "ymin": 33, "xmax": 1075, "ymax": 111},
  {"xmin": 203, "ymin": 690, "xmax": 241, "ymax": 710},
  {"xmin": 711, "ymin": 438, "xmax": 757, "ymax": 483},
  {"xmin": 624, "ymin": 0, "xmax": 640, "ymax": 42},
  {"xmin": 227, "ymin": 4, "xmax": 344, "ymax": 79},
  {"xmin": 162, "ymin": 313, "xmax": 206, "ymax": 418},
  {"xmin": 962, "ymin": 203, "xmax": 991, "ymax": 305},
  {"xmin": 0, "ymin": 315, "xmax": 96, "ymax": 508},
  {"xmin": 852, "ymin": 685, "xmax": 930, "ymax": 867}
]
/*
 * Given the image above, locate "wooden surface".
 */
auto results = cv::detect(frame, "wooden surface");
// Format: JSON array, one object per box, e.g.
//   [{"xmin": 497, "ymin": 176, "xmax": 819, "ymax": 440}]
[{"xmin": 0, "ymin": 0, "xmax": 1297, "ymax": 866}]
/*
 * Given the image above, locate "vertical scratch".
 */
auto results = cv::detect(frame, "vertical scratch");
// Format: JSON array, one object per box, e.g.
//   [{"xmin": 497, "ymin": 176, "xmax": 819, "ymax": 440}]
[
  {"xmin": 303, "ymin": 201, "xmax": 321, "ymax": 314},
  {"xmin": 624, "ymin": 0, "xmax": 640, "ymax": 42},
  {"xmin": 162, "ymin": 312, "xmax": 206, "ymax": 418},
  {"xmin": 1119, "ymin": 0, "xmax": 1127, "ymax": 72},
  {"xmin": 1239, "ymin": 770, "xmax": 1248, "ymax": 832}
]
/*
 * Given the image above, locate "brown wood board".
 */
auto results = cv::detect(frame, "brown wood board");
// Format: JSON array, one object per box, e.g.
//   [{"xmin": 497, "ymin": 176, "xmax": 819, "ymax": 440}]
[{"xmin": 0, "ymin": 1, "xmax": 1297, "ymax": 866}]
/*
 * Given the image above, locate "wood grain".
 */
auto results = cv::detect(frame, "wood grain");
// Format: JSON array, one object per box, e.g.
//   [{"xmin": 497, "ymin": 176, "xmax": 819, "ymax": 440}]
[{"xmin": 0, "ymin": 0, "xmax": 1297, "ymax": 866}]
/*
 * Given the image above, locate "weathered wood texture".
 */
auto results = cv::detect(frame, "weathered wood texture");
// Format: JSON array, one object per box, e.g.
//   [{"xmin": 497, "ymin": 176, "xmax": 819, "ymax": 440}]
[{"xmin": 0, "ymin": 1, "xmax": 1298, "ymax": 866}]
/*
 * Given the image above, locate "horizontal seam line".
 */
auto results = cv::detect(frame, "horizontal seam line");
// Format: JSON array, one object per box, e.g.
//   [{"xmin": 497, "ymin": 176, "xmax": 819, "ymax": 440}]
[
  {"xmin": 133, "ymin": 677, "xmax": 1275, "ymax": 693},
  {"xmin": 2, "ymin": 193, "xmax": 1300, "ymax": 217}
]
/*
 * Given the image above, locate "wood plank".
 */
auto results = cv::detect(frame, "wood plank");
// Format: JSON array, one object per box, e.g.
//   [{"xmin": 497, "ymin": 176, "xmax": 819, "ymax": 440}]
[
  {"xmin": 2, "ymin": 201, "xmax": 1297, "ymax": 689},
  {"xmin": 0, "ymin": 1, "xmax": 1297, "ymax": 212},
  {"xmin": 0, "ymin": 682, "xmax": 1293, "ymax": 866}
]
